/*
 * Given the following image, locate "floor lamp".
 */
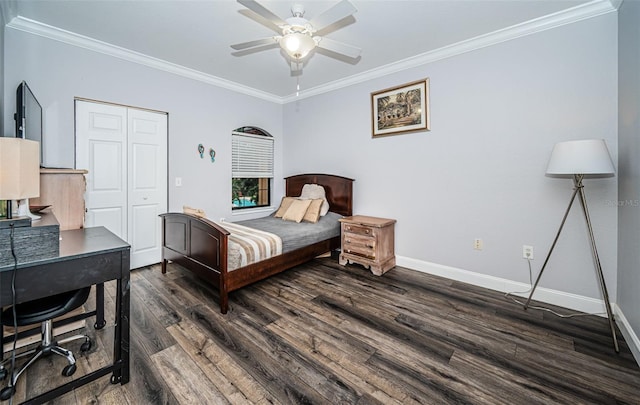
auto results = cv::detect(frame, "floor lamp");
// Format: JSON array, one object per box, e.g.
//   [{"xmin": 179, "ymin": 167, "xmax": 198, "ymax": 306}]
[{"xmin": 524, "ymin": 139, "xmax": 618, "ymax": 352}]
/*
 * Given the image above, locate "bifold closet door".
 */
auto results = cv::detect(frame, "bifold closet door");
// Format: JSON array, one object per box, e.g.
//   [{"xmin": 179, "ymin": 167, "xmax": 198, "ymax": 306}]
[
  {"xmin": 75, "ymin": 100, "xmax": 167, "ymax": 269},
  {"xmin": 127, "ymin": 108, "xmax": 168, "ymax": 269}
]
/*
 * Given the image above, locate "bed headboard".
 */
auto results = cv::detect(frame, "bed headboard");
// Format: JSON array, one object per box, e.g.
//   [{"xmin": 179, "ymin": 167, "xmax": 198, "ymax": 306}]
[{"xmin": 285, "ymin": 174, "xmax": 354, "ymax": 217}]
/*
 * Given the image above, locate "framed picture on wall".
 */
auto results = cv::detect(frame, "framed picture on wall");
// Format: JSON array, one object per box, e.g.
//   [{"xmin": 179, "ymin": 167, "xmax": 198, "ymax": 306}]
[{"xmin": 371, "ymin": 78, "xmax": 430, "ymax": 138}]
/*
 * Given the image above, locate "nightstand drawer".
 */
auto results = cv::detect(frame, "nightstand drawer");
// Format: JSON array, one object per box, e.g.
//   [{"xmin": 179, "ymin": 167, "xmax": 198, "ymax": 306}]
[
  {"xmin": 343, "ymin": 235, "xmax": 376, "ymax": 258},
  {"xmin": 343, "ymin": 224, "xmax": 373, "ymax": 237}
]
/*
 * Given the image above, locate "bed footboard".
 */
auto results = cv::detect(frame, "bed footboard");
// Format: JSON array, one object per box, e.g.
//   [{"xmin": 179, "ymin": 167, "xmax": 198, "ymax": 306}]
[{"xmin": 160, "ymin": 213, "xmax": 232, "ymax": 312}]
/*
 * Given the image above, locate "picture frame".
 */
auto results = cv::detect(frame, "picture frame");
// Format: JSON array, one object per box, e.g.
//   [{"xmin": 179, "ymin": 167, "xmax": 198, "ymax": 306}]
[{"xmin": 371, "ymin": 78, "xmax": 430, "ymax": 137}]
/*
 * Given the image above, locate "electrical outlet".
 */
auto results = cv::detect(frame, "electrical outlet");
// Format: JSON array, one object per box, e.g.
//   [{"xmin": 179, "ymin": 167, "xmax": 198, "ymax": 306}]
[
  {"xmin": 523, "ymin": 245, "xmax": 534, "ymax": 259},
  {"xmin": 175, "ymin": 177, "xmax": 182, "ymax": 187},
  {"xmin": 474, "ymin": 238, "xmax": 483, "ymax": 250}
]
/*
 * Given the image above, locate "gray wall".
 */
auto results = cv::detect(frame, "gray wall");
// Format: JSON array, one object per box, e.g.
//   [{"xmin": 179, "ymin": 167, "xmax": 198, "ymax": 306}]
[
  {"xmin": 0, "ymin": 12, "xmax": 4, "ymax": 137},
  {"xmin": 617, "ymin": 0, "xmax": 640, "ymax": 354},
  {"xmin": 0, "ymin": 4, "xmax": 8, "ymax": 136},
  {"xmin": 0, "ymin": 1, "xmax": 17, "ymax": 136},
  {"xmin": 283, "ymin": 13, "xmax": 619, "ymax": 302},
  {"xmin": 2, "ymin": 28, "xmax": 284, "ymax": 223}
]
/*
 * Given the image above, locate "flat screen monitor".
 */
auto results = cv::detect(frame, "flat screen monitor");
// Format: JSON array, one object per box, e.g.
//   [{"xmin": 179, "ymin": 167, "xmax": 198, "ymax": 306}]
[{"xmin": 15, "ymin": 81, "xmax": 43, "ymax": 166}]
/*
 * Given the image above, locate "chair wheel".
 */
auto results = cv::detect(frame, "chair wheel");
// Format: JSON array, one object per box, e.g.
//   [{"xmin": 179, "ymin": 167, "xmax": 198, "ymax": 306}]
[
  {"xmin": 0, "ymin": 385, "xmax": 15, "ymax": 401},
  {"xmin": 62, "ymin": 363, "xmax": 77, "ymax": 377},
  {"xmin": 0, "ymin": 368, "xmax": 7, "ymax": 380},
  {"xmin": 80, "ymin": 338, "xmax": 92, "ymax": 352}
]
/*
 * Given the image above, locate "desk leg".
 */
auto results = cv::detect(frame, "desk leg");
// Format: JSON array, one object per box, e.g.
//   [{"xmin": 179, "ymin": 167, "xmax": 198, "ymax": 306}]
[
  {"xmin": 94, "ymin": 283, "xmax": 106, "ymax": 330},
  {"xmin": 0, "ymin": 311, "xmax": 3, "ymax": 363},
  {"xmin": 111, "ymin": 261, "xmax": 130, "ymax": 385}
]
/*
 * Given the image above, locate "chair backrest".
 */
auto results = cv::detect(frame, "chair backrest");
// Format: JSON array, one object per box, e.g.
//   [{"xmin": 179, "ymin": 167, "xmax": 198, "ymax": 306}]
[{"xmin": 2, "ymin": 286, "xmax": 92, "ymax": 327}]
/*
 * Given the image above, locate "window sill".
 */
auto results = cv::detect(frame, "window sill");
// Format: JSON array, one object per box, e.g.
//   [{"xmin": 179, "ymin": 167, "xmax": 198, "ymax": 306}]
[{"xmin": 231, "ymin": 207, "xmax": 274, "ymax": 217}]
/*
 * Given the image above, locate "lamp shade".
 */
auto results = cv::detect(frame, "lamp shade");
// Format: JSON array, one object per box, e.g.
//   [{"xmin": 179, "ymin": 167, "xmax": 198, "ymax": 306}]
[
  {"xmin": 546, "ymin": 139, "xmax": 615, "ymax": 175},
  {"xmin": 0, "ymin": 137, "xmax": 40, "ymax": 200}
]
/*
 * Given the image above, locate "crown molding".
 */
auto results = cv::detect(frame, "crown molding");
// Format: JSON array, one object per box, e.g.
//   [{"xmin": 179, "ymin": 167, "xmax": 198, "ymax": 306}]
[
  {"xmin": 6, "ymin": 0, "xmax": 618, "ymax": 105},
  {"xmin": 285, "ymin": 0, "xmax": 618, "ymax": 102},
  {"xmin": 6, "ymin": 16, "xmax": 282, "ymax": 104}
]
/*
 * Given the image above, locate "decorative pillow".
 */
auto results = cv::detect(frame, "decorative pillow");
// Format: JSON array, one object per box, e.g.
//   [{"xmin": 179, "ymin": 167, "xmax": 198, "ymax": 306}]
[
  {"xmin": 282, "ymin": 199, "xmax": 312, "ymax": 223},
  {"xmin": 183, "ymin": 205, "xmax": 206, "ymax": 218},
  {"xmin": 300, "ymin": 184, "xmax": 330, "ymax": 216},
  {"xmin": 302, "ymin": 199, "xmax": 324, "ymax": 223},
  {"xmin": 274, "ymin": 196, "xmax": 297, "ymax": 218}
]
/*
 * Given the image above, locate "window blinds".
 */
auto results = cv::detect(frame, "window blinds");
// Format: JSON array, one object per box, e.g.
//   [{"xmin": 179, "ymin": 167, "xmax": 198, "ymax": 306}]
[{"xmin": 232, "ymin": 132, "xmax": 274, "ymax": 178}]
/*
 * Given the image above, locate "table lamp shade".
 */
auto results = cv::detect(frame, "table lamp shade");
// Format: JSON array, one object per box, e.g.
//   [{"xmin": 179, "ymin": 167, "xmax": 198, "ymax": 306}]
[
  {"xmin": 0, "ymin": 138, "xmax": 40, "ymax": 200},
  {"xmin": 546, "ymin": 139, "xmax": 615, "ymax": 175}
]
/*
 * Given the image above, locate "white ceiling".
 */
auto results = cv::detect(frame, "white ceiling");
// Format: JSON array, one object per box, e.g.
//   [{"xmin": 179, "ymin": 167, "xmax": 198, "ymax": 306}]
[{"xmin": 6, "ymin": 0, "xmax": 614, "ymax": 101}]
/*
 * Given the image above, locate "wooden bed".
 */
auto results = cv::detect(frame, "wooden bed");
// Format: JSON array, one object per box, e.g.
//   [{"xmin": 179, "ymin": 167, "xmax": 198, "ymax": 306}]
[{"xmin": 160, "ymin": 173, "xmax": 354, "ymax": 313}]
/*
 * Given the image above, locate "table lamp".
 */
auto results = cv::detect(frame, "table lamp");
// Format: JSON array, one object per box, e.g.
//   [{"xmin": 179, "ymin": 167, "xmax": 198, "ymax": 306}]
[
  {"xmin": 524, "ymin": 139, "xmax": 618, "ymax": 352},
  {"xmin": 0, "ymin": 137, "xmax": 40, "ymax": 227}
]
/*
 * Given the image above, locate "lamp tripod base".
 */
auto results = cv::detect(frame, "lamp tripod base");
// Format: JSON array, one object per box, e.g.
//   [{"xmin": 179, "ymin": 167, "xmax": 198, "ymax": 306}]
[
  {"xmin": 16, "ymin": 198, "xmax": 40, "ymax": 220},
  {"xmin": 524, "ymin": 174, "xmax": 619, "ymax": 353}
]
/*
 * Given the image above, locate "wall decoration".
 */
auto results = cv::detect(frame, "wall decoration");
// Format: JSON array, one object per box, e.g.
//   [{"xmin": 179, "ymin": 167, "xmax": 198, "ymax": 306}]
[
  {"xmin": 371, "ymin": 78, "xmax": 430, "ymax": 138},
  {"xmin": 209, "ymin": 148, "xmax": 216, "ymax": 163},
  {"xmin": 198, "ymin": 143, "xmax": 205, "ymax": 158}
]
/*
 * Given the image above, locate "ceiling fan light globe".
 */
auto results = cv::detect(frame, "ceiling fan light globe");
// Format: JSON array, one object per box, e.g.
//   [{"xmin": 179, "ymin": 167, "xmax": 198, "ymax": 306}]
[{"xmin": 281, "ymin": 32, "xmax": 315, "ymax": 59}]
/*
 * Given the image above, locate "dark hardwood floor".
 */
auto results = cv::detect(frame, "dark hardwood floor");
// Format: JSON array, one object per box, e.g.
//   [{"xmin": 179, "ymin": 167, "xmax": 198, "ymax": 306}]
[{"xmin": 6, "ymin": 256, "xmax": 640, "ymax": 404}]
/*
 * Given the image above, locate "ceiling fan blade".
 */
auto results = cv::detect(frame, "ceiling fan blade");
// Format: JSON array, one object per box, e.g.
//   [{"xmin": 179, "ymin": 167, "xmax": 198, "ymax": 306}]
[
  {"xmin": 231, "ymin": 37, "xmax": 279, "ymax": 50},
  {"xmin": 315, "ymin": 37, "xmax": 361, "ymax": 59},
  {"xmin": 309, "ymin": 0, "xmax": 357, "ymax": 32},
  {"xmin": 237, "ymin": 0, "xmax": 287, "ymax": 28}
]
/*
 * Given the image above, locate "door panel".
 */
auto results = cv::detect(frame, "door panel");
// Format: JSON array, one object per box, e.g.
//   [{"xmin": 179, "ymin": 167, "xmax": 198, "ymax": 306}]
[
  {"xmin": 87, "ymin": 207, "xmax": 125, "ymax": 239},
  {"xmin": 132, "ymin": 204, "xmax": 160, "ymax": 251}
]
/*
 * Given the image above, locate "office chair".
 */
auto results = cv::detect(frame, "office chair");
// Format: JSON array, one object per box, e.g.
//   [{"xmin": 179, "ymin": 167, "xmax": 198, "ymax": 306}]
[{"xmin": 0, "ymin": 286, "xmax": 93, "ymax": 401}]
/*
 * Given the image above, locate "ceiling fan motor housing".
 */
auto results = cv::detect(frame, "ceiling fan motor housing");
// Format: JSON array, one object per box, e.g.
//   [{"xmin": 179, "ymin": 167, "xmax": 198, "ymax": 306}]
[
  {"xmin": 290, "ymin": 4, "xmax": 305, "ymax": 17},
  {"xmin": 284, "ymin": 16, "xmax": 313, "ymax": 35}
]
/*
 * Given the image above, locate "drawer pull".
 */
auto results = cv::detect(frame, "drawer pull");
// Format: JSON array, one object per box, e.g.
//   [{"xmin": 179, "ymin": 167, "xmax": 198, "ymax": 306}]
[
  {"xmin": 365, "ymin": 229, "xmax": 370, "ymax": 234},
  {"xmin": 366, "ymin": 244, "xmax": 373, "ymax": 249},
  {"xmin": 345, "ymin": 239, "xmax": 351, "ymax": 243}
]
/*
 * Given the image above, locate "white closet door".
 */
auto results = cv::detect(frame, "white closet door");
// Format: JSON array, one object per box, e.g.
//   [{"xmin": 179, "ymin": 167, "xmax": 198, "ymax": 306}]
[
  {"xmin": 76, "ymin": 100, "xmax": 168, "ymax": 269},
  {"xmin": 76, "ymin": 101, "xmax": 128, "ymax": 240},
  {"xmin": 127, "ymin": 108, "xmax": 167, "ymax": 269}
]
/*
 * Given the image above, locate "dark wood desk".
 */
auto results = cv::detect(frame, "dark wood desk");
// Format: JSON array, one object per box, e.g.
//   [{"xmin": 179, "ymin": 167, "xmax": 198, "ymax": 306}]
[{"xmin": 0, "ymin": 226, "xmax": 130, "ymax": 404}]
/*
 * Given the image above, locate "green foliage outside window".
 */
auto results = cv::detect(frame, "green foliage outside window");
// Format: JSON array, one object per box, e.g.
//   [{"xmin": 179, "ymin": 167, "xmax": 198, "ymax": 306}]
[{"xmin": 232, "ymin": 178, "xmax": 269, "ymax": 209}]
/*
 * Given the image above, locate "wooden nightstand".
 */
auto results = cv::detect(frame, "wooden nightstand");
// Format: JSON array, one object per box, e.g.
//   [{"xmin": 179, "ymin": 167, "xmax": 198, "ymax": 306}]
[{"xmin": 339, "ymin": 215, "xmax": 396, "ymax": 275}]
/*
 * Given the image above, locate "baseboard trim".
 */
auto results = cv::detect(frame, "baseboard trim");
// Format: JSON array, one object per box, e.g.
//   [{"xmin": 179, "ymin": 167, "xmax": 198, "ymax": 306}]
[
  {"xmin": 396, "ymin": 256, "xmax": 606, "ymax": 313},
  {"xmin": 613, "ymin": 304, "xmax": 640, "ymax": 366},
  {"xmin": 396, "ymin": 255, "xmax": 640, "ymax": 367}
]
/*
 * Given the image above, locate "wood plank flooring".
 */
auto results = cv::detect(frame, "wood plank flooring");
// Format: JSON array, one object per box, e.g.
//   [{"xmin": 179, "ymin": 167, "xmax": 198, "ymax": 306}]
[{"xmin": 5, "ymin": 256, "xmax": 640, "ymax": 404}]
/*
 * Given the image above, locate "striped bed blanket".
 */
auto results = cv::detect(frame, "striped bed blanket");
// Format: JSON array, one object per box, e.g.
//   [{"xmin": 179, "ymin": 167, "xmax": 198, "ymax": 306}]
[{"xmin": 223, "ymin": 221, "xmax": 283, "ymax": 271}]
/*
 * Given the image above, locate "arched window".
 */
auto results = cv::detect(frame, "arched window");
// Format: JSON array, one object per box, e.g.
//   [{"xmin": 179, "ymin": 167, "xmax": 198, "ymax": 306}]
[{"xmin": 231, "ymin": 127, "xmax": 273, "ymax": 210}]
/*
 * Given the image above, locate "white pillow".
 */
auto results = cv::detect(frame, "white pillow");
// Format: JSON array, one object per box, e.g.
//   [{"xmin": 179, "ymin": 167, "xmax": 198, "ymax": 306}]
[{"xmin": 300, "ymin": 184, "xmax": 330, "ymax": 216}]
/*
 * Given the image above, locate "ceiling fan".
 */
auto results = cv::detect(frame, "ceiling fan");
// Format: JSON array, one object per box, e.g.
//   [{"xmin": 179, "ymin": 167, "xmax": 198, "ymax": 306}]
[{"xmin": 231, "ymin": 0, "xmax": 362, "ymax": 74}]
